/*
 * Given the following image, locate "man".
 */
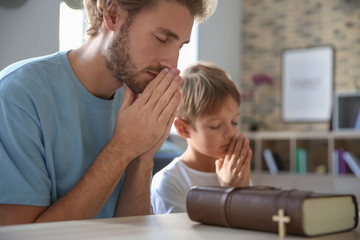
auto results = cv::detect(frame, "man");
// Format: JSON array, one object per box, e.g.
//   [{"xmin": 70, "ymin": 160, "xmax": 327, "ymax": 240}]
[{"xmin": 0, "ymin": 0, "xmax": 216, "ymax": 225}]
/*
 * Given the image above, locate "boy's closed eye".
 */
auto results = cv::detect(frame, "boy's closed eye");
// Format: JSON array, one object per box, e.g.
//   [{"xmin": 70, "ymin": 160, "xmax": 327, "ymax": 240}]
[
  {"xmin": 209, "ymin": 124, "xmax": 221, "ymax": 130},
  {"xmin": 208, "ymin": 121, "xmax": 238, "ymax": 130}
]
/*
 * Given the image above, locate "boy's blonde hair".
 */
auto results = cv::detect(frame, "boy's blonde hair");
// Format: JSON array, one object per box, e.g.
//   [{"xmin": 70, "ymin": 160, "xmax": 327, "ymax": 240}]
[
  {"xmin": 177, "ymin": 62, "xmax": 241, "ymax": 124},
  {"xmin": 83, "ymin": 0, "xmax": 217, "ymax": 38}
]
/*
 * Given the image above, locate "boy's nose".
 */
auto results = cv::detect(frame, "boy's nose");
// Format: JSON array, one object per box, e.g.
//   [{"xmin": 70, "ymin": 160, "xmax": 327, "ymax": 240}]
[{"xmin": 224, "ymin": 125, "xmax": 236, "ymax": 138}]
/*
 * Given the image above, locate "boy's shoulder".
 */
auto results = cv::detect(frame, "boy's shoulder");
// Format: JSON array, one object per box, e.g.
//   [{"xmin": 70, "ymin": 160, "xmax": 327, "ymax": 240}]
[
  {"xmin": 153, "ymin": 158, "xmax": 192, "ymax": 184},
  {"xmin": 156, "ymin": 158, "xmax": 183, "ymax": 176}
]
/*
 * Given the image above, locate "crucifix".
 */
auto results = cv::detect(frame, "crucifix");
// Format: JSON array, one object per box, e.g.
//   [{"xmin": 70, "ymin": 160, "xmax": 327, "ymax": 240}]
[{"xmin": 272, "ymin": 208, "xmax": 291, "ymax": 238}]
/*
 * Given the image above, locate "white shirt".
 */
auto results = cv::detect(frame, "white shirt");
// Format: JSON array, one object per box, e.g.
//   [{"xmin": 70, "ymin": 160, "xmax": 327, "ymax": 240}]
[{"xmin": 151, "ymin": 158, "xmax": 220, "ymax": 214}]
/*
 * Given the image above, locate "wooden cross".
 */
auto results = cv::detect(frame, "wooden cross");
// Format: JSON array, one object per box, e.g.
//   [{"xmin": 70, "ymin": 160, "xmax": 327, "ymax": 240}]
[{"xmin": 272, "ymin": 209, "xmax": 291, "ymax": 238}]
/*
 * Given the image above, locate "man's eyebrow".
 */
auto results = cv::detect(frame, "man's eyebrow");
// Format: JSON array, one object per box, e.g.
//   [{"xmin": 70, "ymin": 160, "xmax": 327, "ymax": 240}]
[{"xmin": 157, "ymin": 27, "xmax": 190, "ymax": 44}]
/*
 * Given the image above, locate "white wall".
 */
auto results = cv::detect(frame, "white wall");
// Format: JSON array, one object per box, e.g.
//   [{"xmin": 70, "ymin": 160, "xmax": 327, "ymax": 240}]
[
  {"xmin": 0, "ymin": 0, "xmax": 62, "ymax": 70},
  {"xmin": 198, "ymin": 0, "xmax": 242, "ymax": 88}
]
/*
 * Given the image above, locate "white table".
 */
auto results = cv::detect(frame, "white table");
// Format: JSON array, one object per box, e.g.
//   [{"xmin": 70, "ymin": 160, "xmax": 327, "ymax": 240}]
[{"xmin": 0, "ymin": 213, "xmax": 359, "ymax": 240}]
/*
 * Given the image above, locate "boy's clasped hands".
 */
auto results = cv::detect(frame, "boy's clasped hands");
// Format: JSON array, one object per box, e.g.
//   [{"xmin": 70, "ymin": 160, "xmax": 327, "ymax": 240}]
[{"xmin": 215, "ymin": 134, "xmax": 252, "ymax": 187}]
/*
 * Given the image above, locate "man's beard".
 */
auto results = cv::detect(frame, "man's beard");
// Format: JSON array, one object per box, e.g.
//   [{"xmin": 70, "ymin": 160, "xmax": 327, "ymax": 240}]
[{"xmin": 104, "ymin": 18, "xmax": 163, "ymax": 94}]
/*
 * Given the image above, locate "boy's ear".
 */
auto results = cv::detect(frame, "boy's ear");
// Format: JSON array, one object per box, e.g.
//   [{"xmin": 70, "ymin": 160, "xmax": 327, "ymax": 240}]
[
  {"xmin": 174, "ymin": 118, "xmax": 191, "ymax": 138},
  {"xmin": 103, "ymin": 1, "xmax": 128, "ymax": 32}
]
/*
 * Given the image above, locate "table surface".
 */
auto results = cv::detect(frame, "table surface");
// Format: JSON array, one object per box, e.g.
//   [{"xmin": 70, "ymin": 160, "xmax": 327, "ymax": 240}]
[{"xmin": 0, "ymin": 213, "xmax": 359, "ymax": 240}]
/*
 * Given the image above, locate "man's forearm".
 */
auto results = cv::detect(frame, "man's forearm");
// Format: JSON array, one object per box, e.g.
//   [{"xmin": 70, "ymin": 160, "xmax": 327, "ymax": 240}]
[
  {"xmin": 34, "ymin": 141, "xmax": 133, "ymax": 223},
  {"xmin": 114, "ymin": 157, "xmax": 153, "ymax": 217}
]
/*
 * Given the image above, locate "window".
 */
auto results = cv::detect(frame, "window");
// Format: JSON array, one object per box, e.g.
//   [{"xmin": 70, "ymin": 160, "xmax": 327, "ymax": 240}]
[
  {"xmin": 59, "ymin": 1, "xmax": 85, "ymax": 51},
  {"xmin": 177, "ymin": 22, "xmax": 198, "ymax": 72}
]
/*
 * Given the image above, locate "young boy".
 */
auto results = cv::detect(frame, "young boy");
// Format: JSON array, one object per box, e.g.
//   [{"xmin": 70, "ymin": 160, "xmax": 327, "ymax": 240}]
[{"xmin": 151, "ymin": 62, "xmax": 252, "ymax": 214}]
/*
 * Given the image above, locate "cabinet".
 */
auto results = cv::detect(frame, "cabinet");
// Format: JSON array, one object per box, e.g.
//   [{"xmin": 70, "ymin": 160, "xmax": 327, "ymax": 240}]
[{"xmin": 246, "ymin": 131, "xmax": 360, "ymax": 200}]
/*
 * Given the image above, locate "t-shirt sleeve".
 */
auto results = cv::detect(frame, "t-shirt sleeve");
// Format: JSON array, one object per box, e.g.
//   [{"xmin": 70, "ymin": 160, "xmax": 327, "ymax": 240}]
[
  {"xmin": 0, "ymin": 96, "xmax": 51, "ymax": 206},
  {"xmin": 150, "ymin": 170, "xmax": 187, "ymax": 214}
]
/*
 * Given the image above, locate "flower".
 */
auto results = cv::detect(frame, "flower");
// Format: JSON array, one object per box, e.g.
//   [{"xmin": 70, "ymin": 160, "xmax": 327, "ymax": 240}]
[{"xmin": 252, "ymin": 74, "xmax": 273, "ymax": 86}]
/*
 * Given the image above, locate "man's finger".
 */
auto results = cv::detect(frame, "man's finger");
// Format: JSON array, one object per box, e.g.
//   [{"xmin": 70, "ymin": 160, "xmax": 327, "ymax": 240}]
[{"xmin": 119, "ymin": 84, "xmax": 136, "ymax": 111}]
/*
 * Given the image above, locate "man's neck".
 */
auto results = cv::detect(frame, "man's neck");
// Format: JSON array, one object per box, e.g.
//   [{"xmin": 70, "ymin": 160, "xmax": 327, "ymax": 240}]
[{"xmin": 67, "ymin": 38, "xmax": 123, "ymax": 100}]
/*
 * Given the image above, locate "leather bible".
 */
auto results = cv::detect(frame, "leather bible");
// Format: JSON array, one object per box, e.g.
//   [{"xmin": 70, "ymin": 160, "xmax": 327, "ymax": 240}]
[{"xmin": 186, "ymin": 186, "xmax": 359, "ymax": 237}]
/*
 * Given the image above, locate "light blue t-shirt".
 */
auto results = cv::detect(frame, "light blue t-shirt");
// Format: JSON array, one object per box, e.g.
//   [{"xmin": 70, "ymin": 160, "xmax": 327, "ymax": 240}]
[{"xmin": 0, "ymin": 51, "xmax": 124, "ymax": 218}]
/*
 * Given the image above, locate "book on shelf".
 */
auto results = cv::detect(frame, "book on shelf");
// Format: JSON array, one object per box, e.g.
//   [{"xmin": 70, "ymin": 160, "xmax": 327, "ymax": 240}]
[
  {"xmin": 333, "ymin": 149, "xmax": 339, "ymax": 175},
  {"xmin": 343, "ymin": 151, "xmax": 360, "ymax": 178},
  {"xmin": 295, "ymin": 147, "xmax": 307, "ymax": 174},
  {"xmin": 186, "ymin": 186, "xmax": 359, "ymax": 237},
  {"xmin": 263, "ymin": 148, "xmax": 278, "ymax": 174},
  {"xmin": 354, "ymin": 106, "xmax": 360, "ymax": 130},
  {"xmin": 263, "ymin": 149, "xmax": 284, "ymax": 174},
  {"xmin": 338, "ymin": 148, "xmax": 350, "ymax": 174}
]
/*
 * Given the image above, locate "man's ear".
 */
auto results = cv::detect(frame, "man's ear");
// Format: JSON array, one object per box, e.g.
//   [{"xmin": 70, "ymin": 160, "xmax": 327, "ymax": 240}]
[
  {"xmin": 103, "ymin": 1, "xmax": 128, "ymax": 31},
  {"xmin": 174, "ymin": 118, "xmax": 191, "ymax": 138}
]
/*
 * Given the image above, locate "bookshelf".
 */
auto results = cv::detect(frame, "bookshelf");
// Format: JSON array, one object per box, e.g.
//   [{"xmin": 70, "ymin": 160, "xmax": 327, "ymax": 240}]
[{"xmin": 247, "ymin": 131, "xmax": 360, "ymax": 200}]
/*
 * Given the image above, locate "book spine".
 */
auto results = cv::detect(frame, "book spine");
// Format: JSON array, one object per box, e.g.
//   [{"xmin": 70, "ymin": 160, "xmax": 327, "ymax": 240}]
[
  {"xmin": 296, "ymin": 148, "xmax": 301, "ymax": 173},
  {"xmin": 343, "ymin": 151, "xmax": 360, "ymax": 178},
  {"xmin": 332, "ymin": 150, "xmax": 339, "ymax": 175},
  {"xmin": 338, "ymin": 148, "xmax": 350, "ymax": 174},
  {"xmin": 296, "ymin": 148, "xmax": 307, "ymax": 174},
  {"xmin": 301, "ymin": 149, "xmax": 307, "ymax": 173},
  {"xmin": 186, "ymin": 186, "xmax": 359, "ymax": 237},
  {"xmin": 354, "ymin": 107, "xmax": 360, "ymax": 130},
  {"xmin": 263, "ymin": 148, "xmax": 279, "ymax": 174}
]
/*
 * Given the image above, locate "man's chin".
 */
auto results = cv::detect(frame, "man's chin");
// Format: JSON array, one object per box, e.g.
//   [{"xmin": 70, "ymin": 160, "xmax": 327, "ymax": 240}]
[{"xmin": 122, "ymin": 81, "xmax": 144, "ymax": 94}]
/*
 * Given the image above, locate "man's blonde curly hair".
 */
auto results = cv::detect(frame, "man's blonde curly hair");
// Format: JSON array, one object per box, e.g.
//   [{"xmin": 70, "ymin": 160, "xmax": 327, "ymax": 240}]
[{"xmin": 83, "ymin": 0, "xmax": 217, "ymax": 38}]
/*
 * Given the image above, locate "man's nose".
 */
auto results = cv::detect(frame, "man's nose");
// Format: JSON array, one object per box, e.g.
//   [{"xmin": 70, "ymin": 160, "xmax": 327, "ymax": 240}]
[{"xmin": 159, "ymin": 48, "xmax": 180, "ymax": 69}]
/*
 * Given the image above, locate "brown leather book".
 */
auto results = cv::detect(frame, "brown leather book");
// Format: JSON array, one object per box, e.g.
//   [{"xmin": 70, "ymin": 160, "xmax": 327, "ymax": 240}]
[{"xmin": 186, "ymin": 186, "xmax": 359, "ymax": 237}]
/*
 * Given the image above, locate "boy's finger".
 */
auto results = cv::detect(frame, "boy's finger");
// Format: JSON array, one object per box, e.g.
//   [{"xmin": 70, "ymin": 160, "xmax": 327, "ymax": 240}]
[
  {"xmin": 240, "ymin": 148, "xmax": 252, "ymax": 170},
  {"xmin": 232, "ymin": 134, "xmax": 245, "ymax": 164},
  {"xmin": 215, "ymin": 159, "xmax": 221, "ymax": 172},
  {"xmin": 225, "ymin": 137, "xmax": 237, "ymax": 164}
]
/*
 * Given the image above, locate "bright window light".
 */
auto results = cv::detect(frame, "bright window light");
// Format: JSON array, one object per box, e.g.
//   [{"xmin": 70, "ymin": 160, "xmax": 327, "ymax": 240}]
[
  {"xmin": 59, "ymin": 2, "xmax": 84, "ymax": 51},
  {"xmin": 177, "ymin": 22, "xmax": 198, "ymax": 73},
  {"xmin": 171, "ymin": 22, "xmax": 198, "ymax": 135}
]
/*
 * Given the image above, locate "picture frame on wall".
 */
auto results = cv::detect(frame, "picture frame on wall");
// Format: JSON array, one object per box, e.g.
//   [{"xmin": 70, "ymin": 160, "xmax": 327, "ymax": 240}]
[{"xmin": 281, "ymin": 46, "xmax": 334, "ymax": 122}]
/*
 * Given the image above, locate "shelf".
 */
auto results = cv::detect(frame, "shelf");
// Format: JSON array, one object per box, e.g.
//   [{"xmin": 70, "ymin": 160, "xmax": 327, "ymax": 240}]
[
  {"xmin": 249, "ymin": 131, "xmax": 360, "ymax": 199},
  {"xmin": 245, "ymin": 131, "xmax": 360, "ymax": 177},
  {"xmin": 251, "ymin": 172, "xmax": 360, "ymax": 201},
  {"xmin": 296, "ymin": 139, "xmax": 328, "ymax": 173},
  {"xmin": 260, "ymin": 139, "xmax": 290, "ymax": 172}
]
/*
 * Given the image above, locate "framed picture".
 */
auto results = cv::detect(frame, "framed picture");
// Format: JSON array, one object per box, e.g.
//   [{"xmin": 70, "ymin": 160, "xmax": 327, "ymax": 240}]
[{"xmin": 281, "ymin": 46, "xmax": 334, "ymax": 122}]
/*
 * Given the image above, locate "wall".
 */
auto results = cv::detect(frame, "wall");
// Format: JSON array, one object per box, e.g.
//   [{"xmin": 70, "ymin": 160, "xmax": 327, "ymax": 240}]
[
  {"xmin": 198, "ymin": 0, "xmax": 242, "ymax": 89},
  {"xmin": 0, "ymin": 0, "xmax": 63, "ymax": 70},
  {"xmin": 240, "ymin": 0, "xmax": 360, "ymax": 132}
]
